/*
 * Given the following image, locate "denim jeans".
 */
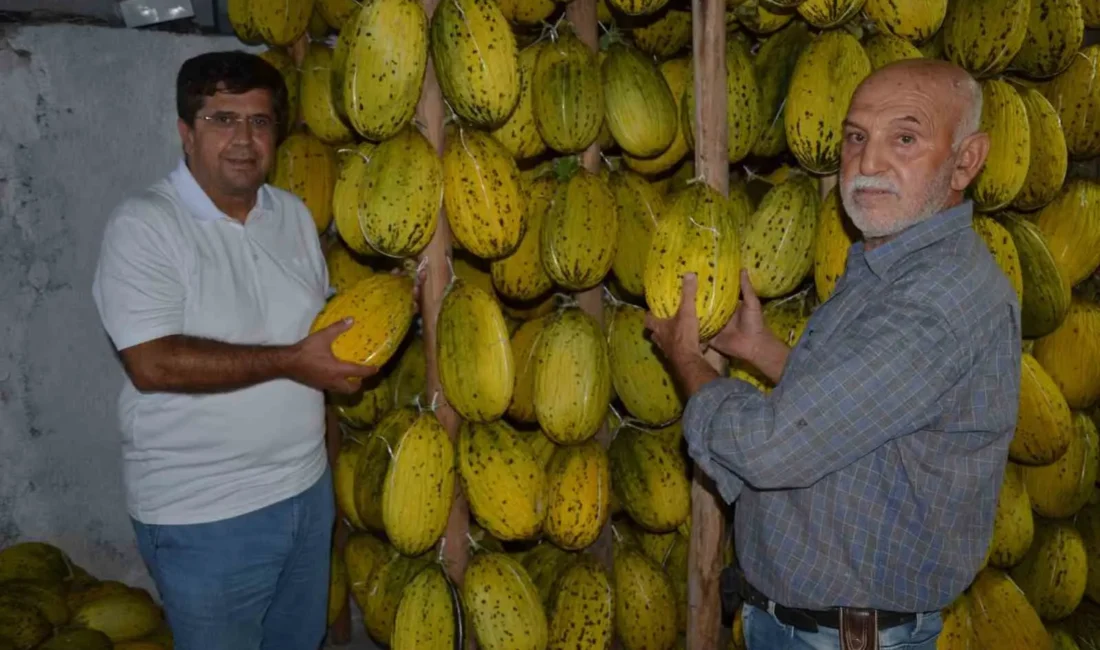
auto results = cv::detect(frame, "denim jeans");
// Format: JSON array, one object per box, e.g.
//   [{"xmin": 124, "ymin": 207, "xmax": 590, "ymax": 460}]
[
  {"xmin": 743, "ymin": 603, "xmax": 942, "ymax": 650},
  {"xmin": 132, "ymin": 468, "xmax": 335, "ymax": 650}
]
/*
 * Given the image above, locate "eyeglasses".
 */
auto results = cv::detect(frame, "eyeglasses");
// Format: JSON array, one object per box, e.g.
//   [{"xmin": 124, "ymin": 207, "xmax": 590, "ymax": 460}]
[{"xmin": 198, "ymin": 112, "xmax": 276, "ymax": 133}]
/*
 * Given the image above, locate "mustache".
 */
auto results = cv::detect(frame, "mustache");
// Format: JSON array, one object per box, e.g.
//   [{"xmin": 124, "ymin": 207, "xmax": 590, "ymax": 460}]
[{"xmin": 846, "ymin": 175, "xmax": 899, "ymax": 194}]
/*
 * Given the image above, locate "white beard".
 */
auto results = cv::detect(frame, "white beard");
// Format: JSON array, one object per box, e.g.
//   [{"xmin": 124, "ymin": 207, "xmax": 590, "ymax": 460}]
[{"xmin": 842, "ymin": 161, "xmax": 956, "ymax": 239}]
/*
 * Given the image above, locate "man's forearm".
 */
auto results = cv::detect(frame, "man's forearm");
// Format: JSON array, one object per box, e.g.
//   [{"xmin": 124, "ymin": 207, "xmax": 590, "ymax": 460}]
[
  {"xmin": 751, "ymin": 336, "xmax": 791, "ymax": 385},
  {"xmin": 669, "ymin": 350, "xmax": 721, "ymax": 397},
  {"xmin": 123, "ymin": 335, "xmax": 298, "ymax": 394}
]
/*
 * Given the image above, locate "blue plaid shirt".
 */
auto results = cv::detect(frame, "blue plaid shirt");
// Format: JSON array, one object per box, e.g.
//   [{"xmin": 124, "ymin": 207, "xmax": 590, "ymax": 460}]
[{"xmin": 683, "ymin": 200, "xmax": 1021, "ymax": 612}]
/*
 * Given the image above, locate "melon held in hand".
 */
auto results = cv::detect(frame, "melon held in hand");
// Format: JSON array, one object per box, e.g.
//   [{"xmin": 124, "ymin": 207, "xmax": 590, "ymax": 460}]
[{"xmin": 309, "ymin": 273, "xmax": 416, "ymax": 368}]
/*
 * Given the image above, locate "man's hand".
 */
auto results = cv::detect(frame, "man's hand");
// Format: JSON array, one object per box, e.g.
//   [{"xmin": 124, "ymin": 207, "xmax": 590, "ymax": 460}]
[
  {"xmin": 710, "ymin": 269, "xmax": 792, "ymax": 384},
  {"xmin": 645, "ymin": 273, "xmax": 705, "ymax": 363},
  {"xmin": 289, "ymin": 319, "xmax": 378, "ymax": 394},
  {"xmin": 644, "ymin": 273, "xmax": 721, "ymax": 397},
  {"xmin": 710, "ymin": 269, "xmax": 769, "ymax": 361}
]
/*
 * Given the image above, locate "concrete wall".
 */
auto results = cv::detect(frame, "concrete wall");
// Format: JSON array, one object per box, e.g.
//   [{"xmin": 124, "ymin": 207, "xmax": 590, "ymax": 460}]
[{"xmin": 0, "ymin": 23, "xmax": 253, "ymax": 589}]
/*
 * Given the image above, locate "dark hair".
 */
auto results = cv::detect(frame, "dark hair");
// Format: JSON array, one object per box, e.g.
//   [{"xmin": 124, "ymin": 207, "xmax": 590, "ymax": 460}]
[{"xmin": 176, "ymin": 51, "xmax": 289, "ymax": 137}]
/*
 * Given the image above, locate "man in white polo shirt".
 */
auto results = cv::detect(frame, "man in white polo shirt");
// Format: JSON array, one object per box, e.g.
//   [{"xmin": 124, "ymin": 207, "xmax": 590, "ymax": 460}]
[{"xmin": 92, "ymin": 51, "xmax": 383, "ymax": 650}]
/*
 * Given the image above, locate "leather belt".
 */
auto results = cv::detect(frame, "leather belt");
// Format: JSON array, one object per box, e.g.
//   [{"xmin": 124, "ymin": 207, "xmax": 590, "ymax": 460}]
[{"xmin": 724, "ymin": 568, "xmax": 918, "ymax": 634}]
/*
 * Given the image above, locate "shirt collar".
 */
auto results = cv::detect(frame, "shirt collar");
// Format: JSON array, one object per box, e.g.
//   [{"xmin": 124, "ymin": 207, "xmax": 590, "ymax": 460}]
[
  {"xmin": 168, "ymin": 158, "xmax": 270, "ymax": 222},
  {"xmin": 851, "ymin": 200, "xmax": 974, "ymax": 280}
]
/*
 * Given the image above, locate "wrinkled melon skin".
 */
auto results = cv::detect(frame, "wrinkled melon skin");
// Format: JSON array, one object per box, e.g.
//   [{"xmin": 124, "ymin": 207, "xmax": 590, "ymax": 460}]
[
  {"xmin": 381, "ymin": 413, "xmax": 456, "ymax": 556},
  {"xmin": 429, "ymin": 0, "xmax": 520, "ymax": 128},
  {"xmin": 987, "ymin": 462, "xmax": 1034, "ymax": 568},
  {"xmin": 644, "ymin": 183, "xmax": 741, "ymax": 341},
  {"xmin": 309, "ymin": 273, "xmax": 417, "ymax": 368},
  {"xmin": 543, "ymin": 440, "xmax": 612, "ymax": 551},
  {"xmin": 491, "ymin": 42, "xmax": 549, "ymax": 161},
  {"xmin": 784, "ymin": 30, "xmax": 871, "ymax": 174},
  {"xmin": 741, "ymin": 173, "xmax": 819, "ymax": 299},
  {"xmin": 338, "ymin": 0, "xmax": 429, "ymax": 141},
  {"xmin": 72, "ymin": 592, "xmax": 162, "ymax": 642},
  {"xmin": 533, "ymin": 308, "xmax": 612, "ymax": 445},
  {"xmin": 1041, "ymin": 45, "xmax": 1100, "ymax": 160},
  {"xmin": 1034, "ymin": 179, "xmax": 1100, "ymax": 288},
  {"xmin": 532, "ymin": 29, "xmax": 603, "ymax": 154},
  {"xmin": 1009, "ymin": 519, "xmax": 1088, "ymax": 621},
  {"xmin": 252, "ymin": 0, "xmax": 314, "ymax": 46},
  {"xmin": 608, "ymin": 170, "xmax": 664, "ymax": 297},
  {"xmin": 969, "ymin": 568, "xmax": 1053, "ymax": 650},
  {"xmin": 391, "ymin": 565, "xmax": 464, "ymax": 650},
  {"xmin": 540, "ymin": 170, "xmax": 620, "ymax": 291},
  {"xmin": 1010, "ymin": 0, "xmax": 1084, "ymax": 79},
  {"xmin": 1033, "ymin": 299, "xmax": 1100, "ymax": 409},
  {"xmin": 610, "ymin": 425, "xmax": 691, "ymax": 533},
  {"xmin": 607, "ymin": 303, "xmax": 684, "ymax": 426},
  {"xmin": 462, "ymin": 552, "xmax": 548, "ymax": 650},
  {"xmin": 436, "ymin": 279, "xmax": 515, "ymax": 423},
  {"xmin": 357, "ymin": 126, "xmax": 442, "ymax": 258},
  {"xmin": 942, "ymin": 0, "xmax": 1031, "ymax": 78},
  {"xmin": 299, "ymin": 43, "xmax": 355, "ymax": 145},
  {"xmin": 972, "ymin": 215, "xmax": 1024, "ymax": 304},
  {"xmin": 972, "ymin": 79, "xmax": 1031, "ymax": 212},
  {"xmin": 613, "ymin": 544, "xmax": 678, "ymax": 650},
  {"xmin": 270, "ymin": 132, "xmax": 338, "ymax": 234},
  {"xmin": 862, "ymin": 0, "xmax": 947, "ymax": 43},
  {"xmin": 546, "ymin": 557, "xmax": 614, "ymax": 650},
  {"xmin": 1012, "ymin": 353, "xmax": 1073, "ymax": 465},
  {"xmin": 1002, "ymin": 213, "xmax": 1070, "ymax": 339},
  {"xmin": 442, "ymin": 125, "xmax": 527, "ymax": 260},
  {"xmin": 750, "ymin": 21, "xmax": 812, "ymax": 159},
  {"xmin": 1022, "ymin": 412, "xmax": 1098, "ymax": 519},
  {"xmin": 601, "ymin": 41, "xmax": 678, "ymax": 158},
  {"xmin": 458, "ymin": 420, "xmax": 547, "ymax": 541}
]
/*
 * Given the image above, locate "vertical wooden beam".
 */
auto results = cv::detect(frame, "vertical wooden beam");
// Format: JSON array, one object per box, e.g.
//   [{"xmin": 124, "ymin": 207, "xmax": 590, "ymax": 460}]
[
  {"xmin": 687, "ymin": 0, "xmax": 728, "ymax": 647},
  {"xmin": 415, "ymin": 0, "xmax": 472, "ymax": 629},
  {"xmin": 565, "ymin": 0, "xmax": 614, "ymax": 572}
]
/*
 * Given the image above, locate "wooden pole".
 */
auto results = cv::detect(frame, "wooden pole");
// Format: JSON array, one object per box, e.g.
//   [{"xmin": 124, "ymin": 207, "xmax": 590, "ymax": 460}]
[
  {"xmin": 414, "ymin": 0, "xmax": 472, "ymax": 637},
  {"xmin": 565, "ymin": 0, "xmax": 614, "ymax": 573},
  {"xmin": 686, "ymin": 0, "xmax": 728, "ymax": 646}
]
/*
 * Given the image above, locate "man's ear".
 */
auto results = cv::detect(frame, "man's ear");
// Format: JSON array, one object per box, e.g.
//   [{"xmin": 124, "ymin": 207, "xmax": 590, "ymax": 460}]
[
  {"xmin": 177, "ymin": 118, "xmax": 195, "ymax": 158},
  {"xmin": 951, "ymin": 131, "xmax": 990, "ymax": 192}
]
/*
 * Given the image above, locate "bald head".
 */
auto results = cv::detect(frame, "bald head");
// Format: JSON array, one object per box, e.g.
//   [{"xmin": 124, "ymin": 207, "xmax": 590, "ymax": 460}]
[
  {"xmin": 866, "ymin": 60, "xmax": 983, "ymax": 147},
  {"xmin": 838, "ymin": 59, "xmax": 990, "ymax": 242}
]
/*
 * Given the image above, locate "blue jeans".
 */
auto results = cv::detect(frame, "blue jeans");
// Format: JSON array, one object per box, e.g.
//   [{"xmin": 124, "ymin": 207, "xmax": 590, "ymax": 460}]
[
  {"xmin": 744, "ymin": 603, "xmax": 942, "ymax": 650},
  {"xmin": 132, "ymin": 468, "xmax": 336, "ymax": 650}
]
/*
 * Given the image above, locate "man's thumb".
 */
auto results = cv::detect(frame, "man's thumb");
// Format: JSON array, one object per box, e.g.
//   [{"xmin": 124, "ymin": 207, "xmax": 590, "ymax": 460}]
[{"xmin": 323, "ymin": 317, "xmax": 355, "ymax": 339}]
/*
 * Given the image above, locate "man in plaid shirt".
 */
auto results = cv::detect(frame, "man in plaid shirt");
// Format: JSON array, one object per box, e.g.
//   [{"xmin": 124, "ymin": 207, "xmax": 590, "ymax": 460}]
[{"xmin": 646, "ymin": 60, "xmax": 1021, "ymax": 650}]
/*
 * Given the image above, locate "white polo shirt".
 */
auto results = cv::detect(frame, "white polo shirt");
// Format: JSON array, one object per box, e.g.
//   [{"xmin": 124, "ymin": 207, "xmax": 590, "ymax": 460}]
[{"xmin": 92, "ymin": 160, "xmax": 330, "ymax": 526}]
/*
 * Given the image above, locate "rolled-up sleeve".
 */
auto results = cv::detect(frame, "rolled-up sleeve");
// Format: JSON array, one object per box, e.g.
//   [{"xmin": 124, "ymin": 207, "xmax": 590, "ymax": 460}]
[
  {"xmin": 92, "ymin": 208, "xmax": 185, "ymax": 351},
  {"xmin": 683, "ymin": 294, "xmax": 966, "ymax": 498}
]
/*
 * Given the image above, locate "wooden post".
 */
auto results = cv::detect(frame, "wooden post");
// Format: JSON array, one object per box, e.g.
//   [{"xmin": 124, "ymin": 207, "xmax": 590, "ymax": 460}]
[
  {"xmin": 565, "ymin": 0, "xmax": 614, "ymax": 572},
  {"xmin": 686, "ymin": 0, "xmax": 728, "ymax": 646},
  {"xmin": 414, "ymin": 0, "xmax": 472, "ymax": 633}
]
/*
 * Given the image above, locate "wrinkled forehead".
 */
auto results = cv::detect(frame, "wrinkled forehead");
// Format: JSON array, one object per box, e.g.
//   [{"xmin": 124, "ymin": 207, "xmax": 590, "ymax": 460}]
[{"xmin": 846, "ymin": 72, "xmax": 959, "ymax": 134}]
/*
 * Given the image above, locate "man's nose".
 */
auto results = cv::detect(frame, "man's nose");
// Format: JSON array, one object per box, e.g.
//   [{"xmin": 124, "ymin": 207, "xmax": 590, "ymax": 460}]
[{"xmin": 858, "ymin": 138, "xmax": 889, "ymax": 177}]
